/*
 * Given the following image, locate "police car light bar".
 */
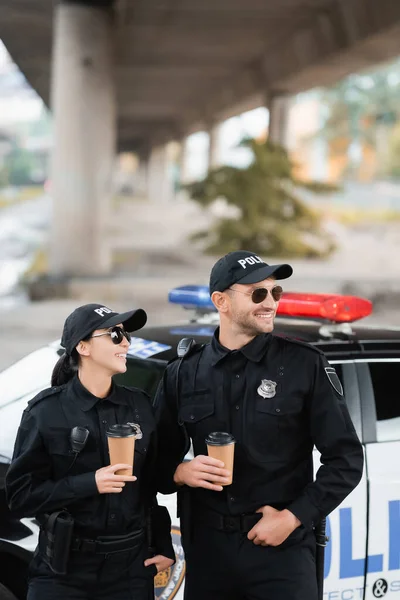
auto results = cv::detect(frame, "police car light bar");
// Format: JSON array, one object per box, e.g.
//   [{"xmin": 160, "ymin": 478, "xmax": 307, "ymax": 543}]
[
  {"xmin": 168, "ymin": 285, "xmax": 216, "ymax": 311},
  {"xmin": 168, "ymin": 286, "xmax": 373, "ymax": 323},
  {"xmin": 278, "ymin": 293, "xmax": 373, "ymax": 323}
]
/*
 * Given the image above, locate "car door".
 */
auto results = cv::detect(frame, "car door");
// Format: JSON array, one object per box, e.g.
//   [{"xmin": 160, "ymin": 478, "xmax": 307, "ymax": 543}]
[
  {"xmin": 357, "ymin": 358, "xmax": 400, "ymax": 599},
  {"xmin": 316, "ymin": 360, "xmax": 368, "ymax": 599}
]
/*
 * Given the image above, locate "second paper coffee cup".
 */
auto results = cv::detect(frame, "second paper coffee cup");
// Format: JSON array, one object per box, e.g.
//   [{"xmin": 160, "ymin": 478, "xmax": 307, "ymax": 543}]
[
  {"xmin": 205, "ymin": 431, "xmax": 235, "ymax": 486},
  {"xmin": 107, "ymin": 424, "xmax": 136, "ymax": 476}
]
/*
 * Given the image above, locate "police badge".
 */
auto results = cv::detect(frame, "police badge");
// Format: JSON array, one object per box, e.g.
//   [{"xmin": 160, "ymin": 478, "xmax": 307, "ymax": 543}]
[{"xmin": 257, "ymin": 379, "xmax": 277, "ymax": 399}]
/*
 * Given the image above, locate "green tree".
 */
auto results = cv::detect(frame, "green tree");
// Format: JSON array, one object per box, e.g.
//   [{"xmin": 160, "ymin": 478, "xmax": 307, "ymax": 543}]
[
  {"xmin": 315, "ymin": 60, "xmax": 400, "ymax": 177},
  {"xmin": 386, "ymin": 123, "xmax": 400, "ymax": 177},
  {"xmin": 185, "ymin": 138, "xmax": 337, "ymax": 258},
  {"xmin": 0, "ymin": 165, "xmax": 9, "ymax": 189},
  {"xmin": 5, "ymin": 145, "xmax": 34, "ymax": 186}
]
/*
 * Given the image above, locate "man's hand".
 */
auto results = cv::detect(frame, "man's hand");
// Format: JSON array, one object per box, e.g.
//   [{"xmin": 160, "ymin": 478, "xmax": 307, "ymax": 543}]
[
  {"xmin": 95, "ymin": 464, "xmax": 137, "ymax": 493},
  {"xmin": 247, "ymin": 506, "xmax": 301, "ymax": 546},
  {"xmin": 144, "ymin": 554, "xmax": 174, "ymax": 574},
  {"xmin": 173, "ymin": 455, "xmax": 231, "ymax": 491}
]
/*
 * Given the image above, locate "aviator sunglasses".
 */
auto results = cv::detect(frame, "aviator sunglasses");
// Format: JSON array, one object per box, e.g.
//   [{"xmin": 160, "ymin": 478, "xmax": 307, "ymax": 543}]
[
  {"xmin": 228, "ymin": 285, "xmax": 283, "ymax": 304},
  {"xmin": 91, "ymin": 326, "xmax": 131, "ymax": 345}
]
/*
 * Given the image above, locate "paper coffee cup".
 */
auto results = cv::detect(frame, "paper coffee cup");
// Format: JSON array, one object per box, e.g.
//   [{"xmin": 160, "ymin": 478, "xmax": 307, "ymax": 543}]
[
  {"xmin": 205, "ymin": 431, "xmax": 235, "ymax": 486},
  {"xmin": 107, "ymin": 424, "xmax": 136, "ymax": 476}
]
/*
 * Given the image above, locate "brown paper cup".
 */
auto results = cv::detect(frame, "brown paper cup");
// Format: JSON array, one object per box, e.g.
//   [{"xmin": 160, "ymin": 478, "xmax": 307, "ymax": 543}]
[
  {"xmin": 107, "ymin": 436, "xmax": 135, "ymax": 475},
  {"xmin": 206, "ymin": 431, "xmax": 235, "ymax": 486},
  {"xmin": 107, "ymin": 424, "xmax": 136, "ymax": 476}
]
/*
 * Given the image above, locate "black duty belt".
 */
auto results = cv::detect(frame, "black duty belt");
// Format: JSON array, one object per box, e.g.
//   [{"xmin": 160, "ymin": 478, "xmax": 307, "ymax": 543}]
[
  {"xmin": 196, "ymin": 509, "xmax": 262, "ymax": 533},
  {"xmin": 70, "ymin": 528, "xmax": 145, "ymax": 554}
]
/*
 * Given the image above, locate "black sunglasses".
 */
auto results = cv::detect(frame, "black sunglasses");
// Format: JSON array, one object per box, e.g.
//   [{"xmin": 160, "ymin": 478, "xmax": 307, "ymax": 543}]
[
  {"xmin": 91, "ymin": 326, "xmax": 131, "ymax": 345},
  {"xmin": 228, "ymin": 285, "xmax": 283, "ymax": 304}
]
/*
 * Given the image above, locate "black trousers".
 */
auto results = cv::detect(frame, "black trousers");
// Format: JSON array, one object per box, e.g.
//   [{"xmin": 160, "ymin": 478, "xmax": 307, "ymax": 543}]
[
  {"xmin": 27, "ymin": 544, "xmax": 157, "ymax": 600},
  {"xmin": 183, "ymin": 523, "xmax": 318, "ymax": 600}
]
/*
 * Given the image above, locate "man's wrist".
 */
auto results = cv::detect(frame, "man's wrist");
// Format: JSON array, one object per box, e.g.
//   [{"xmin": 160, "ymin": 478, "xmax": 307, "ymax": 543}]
[{"xmin": 282, "ymin": 509, "xmax": 301, "ymax": 529}]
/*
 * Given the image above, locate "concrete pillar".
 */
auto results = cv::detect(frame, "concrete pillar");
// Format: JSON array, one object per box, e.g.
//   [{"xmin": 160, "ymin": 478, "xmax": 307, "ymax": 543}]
[
  {"xmin": 267, "ymin": 94, "xmax": 291, "ymax": 148},
  {"xmin": 208, "ymin": 122, "xmax": 220, "ymax": 171},
  {"xmin": 50, "ymin": 2, "xmax": 116, "ymax": 277},
  {"xmin": 147, "ymin": 144, "xmax": 174, "ymax": 203},
  {"xmin": 135, "ymin": 158, "xmax": 148, "ymax": 197}
]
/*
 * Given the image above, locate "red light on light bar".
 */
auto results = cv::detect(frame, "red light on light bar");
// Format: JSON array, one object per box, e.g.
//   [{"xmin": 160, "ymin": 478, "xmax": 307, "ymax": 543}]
[{"xmin": 277, "ymin": 293, "xmax": 373, "ymax": 323}]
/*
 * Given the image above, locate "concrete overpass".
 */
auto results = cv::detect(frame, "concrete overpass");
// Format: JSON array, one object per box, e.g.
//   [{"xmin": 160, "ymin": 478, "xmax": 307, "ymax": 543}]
[{"xmin": 1, "ymin": 0, "xmax": 400, "ymax": 277}]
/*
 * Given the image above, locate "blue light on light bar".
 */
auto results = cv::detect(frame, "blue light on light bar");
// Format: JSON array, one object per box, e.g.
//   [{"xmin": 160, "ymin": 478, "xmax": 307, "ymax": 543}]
[{"xmin": 168, "ymin": 285, "xmax": 216, "ymax": 311}]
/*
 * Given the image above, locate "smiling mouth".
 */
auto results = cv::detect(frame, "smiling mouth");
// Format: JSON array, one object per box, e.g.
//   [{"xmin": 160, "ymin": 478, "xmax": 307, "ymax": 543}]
[{"xmin": 116, "ymin": 354, "xmax": 127, "ymax": 359}]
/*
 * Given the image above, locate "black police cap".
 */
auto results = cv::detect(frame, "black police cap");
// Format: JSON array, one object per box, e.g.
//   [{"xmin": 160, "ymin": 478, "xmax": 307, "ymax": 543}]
[
  {"xmin": 209, "ymin": 251, "xmax": 293, "ymax": 294},
  {"xmin": 61, "ymin": 303, "xmax": 147, "ymax": 355}
]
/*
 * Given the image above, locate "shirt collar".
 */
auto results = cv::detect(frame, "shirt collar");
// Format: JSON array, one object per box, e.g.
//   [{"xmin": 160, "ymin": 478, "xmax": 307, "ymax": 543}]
[
  {"xmin": 70, "ymin": 375, "xmax": 126, "ymax": 411},
  {"xmin": 210, "ymin": 328, "xmax": 271, "ymax": 366}
]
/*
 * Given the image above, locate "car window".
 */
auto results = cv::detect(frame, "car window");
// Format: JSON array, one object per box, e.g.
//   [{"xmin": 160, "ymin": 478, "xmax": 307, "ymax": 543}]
[
  {"xmin": 368, "ymin": 361, "xmax": 400, "ymax": 442},
  {"xmin": 114, "ymin": 358, "xmax": 166, "ymax": 400}
]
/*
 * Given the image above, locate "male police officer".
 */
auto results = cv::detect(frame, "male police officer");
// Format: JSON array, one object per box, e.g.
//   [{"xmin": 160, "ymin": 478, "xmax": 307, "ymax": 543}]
[{"xmin": 154, "ymin": 250, "xmax": 364, "ymax": 600}]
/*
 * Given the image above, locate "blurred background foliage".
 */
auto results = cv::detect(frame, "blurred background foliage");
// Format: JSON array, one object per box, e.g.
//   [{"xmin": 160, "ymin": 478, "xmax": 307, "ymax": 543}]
[{"xmin": 185, "ymin": 138, "xmax": 338, "ymax": 258}]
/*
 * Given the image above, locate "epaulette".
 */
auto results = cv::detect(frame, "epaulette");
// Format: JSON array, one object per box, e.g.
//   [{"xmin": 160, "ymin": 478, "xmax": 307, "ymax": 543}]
[
  {"xmin": 26, "ymin": 385, "xmax": 65, "ymax": 411},
  {"xmin": 277, "ymin": 335, "xmax": 324, "ymax": 355}
]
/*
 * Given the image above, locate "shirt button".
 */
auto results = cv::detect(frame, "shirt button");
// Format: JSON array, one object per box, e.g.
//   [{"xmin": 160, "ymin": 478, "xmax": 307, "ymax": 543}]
[
  {"xmin": 275, "ymin": 408, "xmax": 281, "ymax": 413},
  {"xmin": 102, "ymin": 420, "xmax": 107, "ymax": 424},
  {"xmin": 190, "ymin": 415, "xmax": 195, "ymax": 420},
  {"xmin": 110, "ymin": 513, "xmax": 116, "ymax": 520},
  {"xmin": 235, "ymin": 374, "xmax": 240, "ymax": 379},
  {"xmin": 143, "ymin": 447, "xmax": 147, "ymax": 452},
  {"xmin": 230, "ymin": 497, "xmax": 235, "ymax": 502},
  {"xmin": 235, "ymin": 405, "xmax": 240, "ymax": 410}
]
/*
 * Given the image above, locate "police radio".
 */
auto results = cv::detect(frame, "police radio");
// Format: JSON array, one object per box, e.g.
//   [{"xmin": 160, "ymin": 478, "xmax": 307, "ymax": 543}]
[
  {"xmin": 64, "ymin": 427, "xmax": 90, "ymax": 474},
  {"xmin": 177, "ymin": 337, "xmax": 196, "ymax": 358},
  {"xmin": 70, "ymin": 426, "xmax": 89, "ymax": 454}
]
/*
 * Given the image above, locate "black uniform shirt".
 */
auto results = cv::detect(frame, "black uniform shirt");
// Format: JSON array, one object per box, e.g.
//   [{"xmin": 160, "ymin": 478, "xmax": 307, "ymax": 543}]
[
  {"xmin": 6, "ymin": 376, "xmax": 157, "ymax": 538},
  {"xmin": 155, "ymin": 329, "xmax": 364, "ymax": 530}
]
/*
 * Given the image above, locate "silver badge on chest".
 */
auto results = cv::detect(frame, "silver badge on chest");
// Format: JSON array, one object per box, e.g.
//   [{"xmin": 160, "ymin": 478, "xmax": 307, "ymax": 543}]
[{"xmin": 257, "ymin": 379, "xmax": 277, "ymax": 399}]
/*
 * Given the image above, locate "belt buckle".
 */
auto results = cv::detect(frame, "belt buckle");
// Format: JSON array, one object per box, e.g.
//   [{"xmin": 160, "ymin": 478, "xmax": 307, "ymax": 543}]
[{"xmin": 223, "ymin": 515, "xmax": 238, "ymax": 532}]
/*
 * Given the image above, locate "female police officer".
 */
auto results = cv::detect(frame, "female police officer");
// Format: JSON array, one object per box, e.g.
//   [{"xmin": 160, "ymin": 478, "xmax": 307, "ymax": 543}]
[{"xmin": 6, "ymin": 303, "xmax": 174, "ymax": 600}]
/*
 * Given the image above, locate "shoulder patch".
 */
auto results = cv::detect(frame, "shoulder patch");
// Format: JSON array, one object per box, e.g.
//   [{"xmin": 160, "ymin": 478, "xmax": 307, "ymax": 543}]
[
  {"xmin": 324, "ymin": 367, "xmax": 344, "ymax": 396},
  {"xmin": 26, "ymin": 385, "xmax": 65, "ymax": 411}
]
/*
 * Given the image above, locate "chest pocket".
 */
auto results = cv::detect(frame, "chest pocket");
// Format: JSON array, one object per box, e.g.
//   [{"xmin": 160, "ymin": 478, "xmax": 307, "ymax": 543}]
[
  {"xmin": 178, "ymin": 392, "xmax": 224, "ymax": 454},
  {"xmin": 47, "ymin": 426, "xmax": 101, "ymax": 476},
  {"xmin": 248, "ymin": 394, "xmax": 305, "ymax": 462}
]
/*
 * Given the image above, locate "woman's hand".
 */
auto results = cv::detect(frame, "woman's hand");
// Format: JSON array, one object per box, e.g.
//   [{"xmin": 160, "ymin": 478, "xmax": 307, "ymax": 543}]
[
  {"xmin": 95, "ymin": 464, "xmax": 136, "ymax": 493},
  {"xmin": 144, "ymin": 554, "xmax": 174, "ymax": 574}
]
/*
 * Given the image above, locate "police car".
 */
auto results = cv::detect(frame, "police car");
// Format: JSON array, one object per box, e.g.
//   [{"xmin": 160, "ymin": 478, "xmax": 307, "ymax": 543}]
[{"xmin": 0, "ymin": 286, "xmax": 399, "ymax": 600}]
